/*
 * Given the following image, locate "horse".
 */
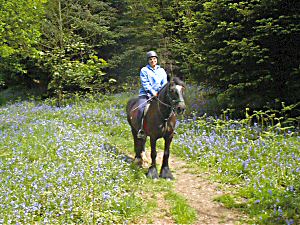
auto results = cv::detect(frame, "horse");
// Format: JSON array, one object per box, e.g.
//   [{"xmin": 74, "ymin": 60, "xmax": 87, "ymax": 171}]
[{"xmin": 126, "ymin": 77, "xmax": 186, "ymax": 179}]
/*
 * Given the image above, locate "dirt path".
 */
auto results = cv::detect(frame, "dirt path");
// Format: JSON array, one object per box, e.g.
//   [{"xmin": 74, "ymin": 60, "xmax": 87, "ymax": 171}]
[
  {"xmin": 136, "ymin": 151, "xmax": 248, "ymax": 225},
  {"xmin": 171, "ymin": 156, "xmax": 248, "ymax": 224}
]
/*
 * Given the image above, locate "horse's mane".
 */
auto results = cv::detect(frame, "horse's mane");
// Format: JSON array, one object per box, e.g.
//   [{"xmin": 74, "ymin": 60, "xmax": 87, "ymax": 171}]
[{"xmin": 172, "ymin": 77, "xmax": 186, "ymax": 88}]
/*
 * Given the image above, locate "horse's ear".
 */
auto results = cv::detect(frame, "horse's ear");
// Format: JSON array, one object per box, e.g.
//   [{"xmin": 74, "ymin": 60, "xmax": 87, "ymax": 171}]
[
  {"xmin": 167, "ymin": 73, "xmax": 171, "ymax": 82},
  {"xmin": 169, "ymin": 80, "xmax": 177, "ymax": 91}
]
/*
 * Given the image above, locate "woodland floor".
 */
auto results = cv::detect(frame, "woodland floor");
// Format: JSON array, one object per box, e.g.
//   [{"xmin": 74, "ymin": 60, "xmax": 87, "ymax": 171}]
[{"xmin": 131, "ymin": 150, "xmax": 249, "ymax": 225}]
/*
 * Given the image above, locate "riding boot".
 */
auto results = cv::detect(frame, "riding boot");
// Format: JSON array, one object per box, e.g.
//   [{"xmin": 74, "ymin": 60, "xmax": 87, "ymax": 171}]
[
  {"xmin": 137, "ymin": 116, "xmax": 146, "ymax": 139},
  {"xmin": 137, "ymin": 102, "xmax": 150, "ymax": 139}
]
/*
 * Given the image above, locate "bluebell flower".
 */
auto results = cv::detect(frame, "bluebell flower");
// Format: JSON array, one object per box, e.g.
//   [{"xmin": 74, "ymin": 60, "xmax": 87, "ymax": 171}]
[
  {"xmin": 286, "ymin": 219, "xmax": 294, "ymax": 225},
  {"xmin": 242, "ymin": 159, "xmax": 250, "ymax": 170},
  {"xmin": 268, "ymin": 190, "xmax": 273, "ymax": 196},
  {"xmin": 102, "ymin": 191, "xmax": 111, "ymax": 202}
]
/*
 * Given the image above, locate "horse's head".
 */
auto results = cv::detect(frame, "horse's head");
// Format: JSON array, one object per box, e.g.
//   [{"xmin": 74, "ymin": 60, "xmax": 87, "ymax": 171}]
[{"xmin": 168, "ymin": 77, "xmax": 186, "ymax": 115}]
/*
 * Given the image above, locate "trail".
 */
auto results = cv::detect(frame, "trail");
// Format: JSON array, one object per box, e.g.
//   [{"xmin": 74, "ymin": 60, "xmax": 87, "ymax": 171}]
[
  {"xmin": 135, "ymin": 151, "xmax": 248, "ymax": 225},
  {"xmin": 171, "ymin": 156, "xmax": 248, "ymax": 224}
]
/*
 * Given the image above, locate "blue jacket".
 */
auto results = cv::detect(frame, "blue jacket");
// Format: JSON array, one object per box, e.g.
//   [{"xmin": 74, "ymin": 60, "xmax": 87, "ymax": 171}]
[{"xmin": 139, "ymin": 64, "xmax": 168, "ymax": 97}]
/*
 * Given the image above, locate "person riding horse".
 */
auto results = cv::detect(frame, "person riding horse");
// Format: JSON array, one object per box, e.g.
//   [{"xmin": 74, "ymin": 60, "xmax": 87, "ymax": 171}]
[
  {"xmin": 126, "ymin": 51, "xmax": 186, "ymax": 179},
  {"xmin": 137, "ymin": 51, "xmax": 168, "ymax": 139}
]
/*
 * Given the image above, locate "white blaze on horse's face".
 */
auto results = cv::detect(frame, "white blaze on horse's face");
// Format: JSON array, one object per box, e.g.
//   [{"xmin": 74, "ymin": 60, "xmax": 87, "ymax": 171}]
[{"xmin": 174, "ymin": 85, "xmax": 186, "ymax": 114}]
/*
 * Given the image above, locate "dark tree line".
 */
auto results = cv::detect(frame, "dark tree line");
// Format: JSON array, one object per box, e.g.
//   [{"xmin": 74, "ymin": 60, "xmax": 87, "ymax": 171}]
[{"xmin": 1, "ymin": 0, "xmax": 299, "ymax": 114}]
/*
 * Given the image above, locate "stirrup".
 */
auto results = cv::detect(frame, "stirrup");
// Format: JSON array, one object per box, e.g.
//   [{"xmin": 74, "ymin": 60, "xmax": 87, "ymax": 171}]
[{"xmin": 137, "ymin": 129, "xmax": 146, "ymax": 139}]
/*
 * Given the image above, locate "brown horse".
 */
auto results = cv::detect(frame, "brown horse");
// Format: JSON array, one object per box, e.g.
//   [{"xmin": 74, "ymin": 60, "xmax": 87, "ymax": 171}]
[{"xmin": 126, "ymin": 77, "xmax": 186, "ymax": 179}]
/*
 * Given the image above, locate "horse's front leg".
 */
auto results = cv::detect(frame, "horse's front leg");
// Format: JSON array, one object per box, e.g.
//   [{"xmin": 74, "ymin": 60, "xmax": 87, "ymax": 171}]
[
  {"xmin": 160, "ymin": 134, "xmax": 174, "ymax": 180},
  {"xmin": 147, "ymin": 137, "xmax": 159, "ymax": 179}
]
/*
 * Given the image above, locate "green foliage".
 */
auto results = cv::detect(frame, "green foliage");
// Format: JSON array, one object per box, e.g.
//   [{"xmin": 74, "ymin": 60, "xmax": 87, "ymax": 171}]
[
  {"xmin": 0, "ymin": 0, "xmax": 46, "ymax": 57},
  {"xmin": 107, "ymin": 0, "xmax": 175, "ymax": 79},
  {"xmin": 42, "ymin": 43, "xmax": 107, "ymax": 96},
  {"xmin": 39, "ymin": 0, "xmax": 119, "ymax": 95},
  {"xmin": 1, "ymin": 0, "xmax": 299, "ymax": 115},
  {"xmin": 0, "ymin": 85, "xmax": 44, "ymax": 106},
  {"xmin": 169, "ymin": 0, "xmax": 300, "ymax": 110},
  {"xmin": 42, "ymin": 0, "xmax": 118, "ymax": 49},
  {"xmin": 0, "ymin": 0, "xmax": 46, "ymax": 87},
  {"xmin": 1, "ymin": 0, "xmax": 121, "ymax": 98}
]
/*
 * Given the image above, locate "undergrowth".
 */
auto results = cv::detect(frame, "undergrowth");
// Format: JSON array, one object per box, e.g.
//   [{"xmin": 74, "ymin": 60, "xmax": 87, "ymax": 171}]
[
  {"xmin": 173, "ymin": 106, "xmax": 299, "ymax": 224},
  {"xmin": 1, "ymin": 89, "xmax": 299, "ymax": 224}
]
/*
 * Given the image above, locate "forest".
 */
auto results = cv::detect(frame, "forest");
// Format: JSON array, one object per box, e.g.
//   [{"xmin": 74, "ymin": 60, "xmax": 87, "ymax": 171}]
[
  {"xmin": 1, "ymin": 1, "xmax": 300, "ymax": 224},
  {"xmin": 1, "ymin": 0, "xmax": 299, "ymax": 116}
]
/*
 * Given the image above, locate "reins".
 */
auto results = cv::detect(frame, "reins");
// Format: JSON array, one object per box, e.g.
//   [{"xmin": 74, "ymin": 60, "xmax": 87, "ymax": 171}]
[
  {"xmin": 130, "ymin": 95, "xmax": 156, "ymax": 112},
  {"xmin": 156, "ymin": 97, "xmax": 172, "ymax": 108}
]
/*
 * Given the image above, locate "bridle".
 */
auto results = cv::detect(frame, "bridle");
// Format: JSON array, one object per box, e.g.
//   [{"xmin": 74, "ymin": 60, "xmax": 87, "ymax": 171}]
[
  {"xmin": 157, "ymin": 83, "xmax": 185, "ymax": 117},
  {"xmin": 129, "ymin": 82, "xmax": 185, "ymax": 118}
]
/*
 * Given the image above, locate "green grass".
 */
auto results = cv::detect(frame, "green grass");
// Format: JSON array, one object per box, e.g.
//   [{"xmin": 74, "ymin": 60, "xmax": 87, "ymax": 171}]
[
  {"xmin": 214, "ymin": 194, "xmax": 247, "ymax": 209},
  {"xmin": 165, "ymin": 191, "xmax": 198, "ymax": 224}
]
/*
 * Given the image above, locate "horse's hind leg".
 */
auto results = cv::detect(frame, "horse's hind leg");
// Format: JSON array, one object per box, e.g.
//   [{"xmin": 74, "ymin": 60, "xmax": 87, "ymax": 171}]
[
  {"xmin": 147, "ymin": 137, "xmax": 159, "ymax": 179},
  {"xmin": 132, "ymin": 129, "xmax": 146, "ymax": 167},
  {"xmin": 160, "ymin": 135, "xmax": 174, "ymax": 180}
]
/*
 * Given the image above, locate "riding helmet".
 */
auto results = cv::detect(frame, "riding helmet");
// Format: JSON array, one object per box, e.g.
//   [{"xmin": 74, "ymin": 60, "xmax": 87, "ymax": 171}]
[{"xmin": 146, "ymin": 51, "xmax": 158, "ymax": 59}]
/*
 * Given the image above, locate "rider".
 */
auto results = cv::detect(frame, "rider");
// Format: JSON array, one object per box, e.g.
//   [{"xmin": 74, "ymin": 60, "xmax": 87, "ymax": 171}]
[{"xmin": 137, "ymin": 50, "xmax": 168, "ymax": 139}]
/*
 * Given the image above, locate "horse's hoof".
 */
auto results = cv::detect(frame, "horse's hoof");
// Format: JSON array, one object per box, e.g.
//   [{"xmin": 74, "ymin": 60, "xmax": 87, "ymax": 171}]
[
  {"xmin": 147, "ymin": 166, "xmax": 159, "ymax": 179},
  {"xmin": 160, "ymin": 167, "xmax": 174, "ymax": 180}
]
